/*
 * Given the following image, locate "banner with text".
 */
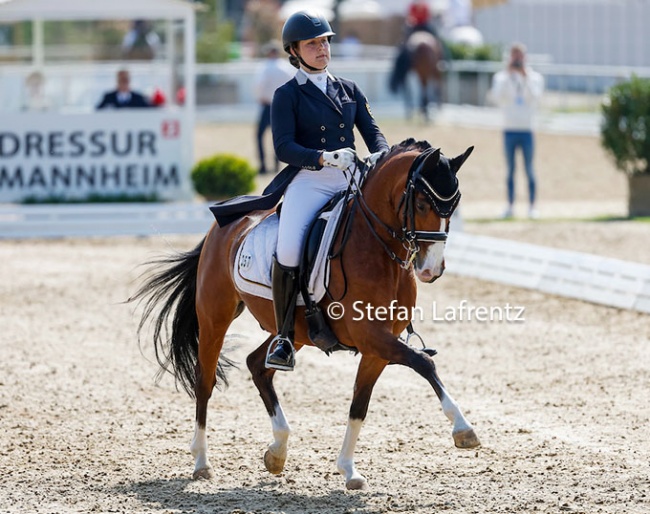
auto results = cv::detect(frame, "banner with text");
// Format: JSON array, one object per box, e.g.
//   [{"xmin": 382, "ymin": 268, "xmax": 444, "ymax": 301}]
[{"xmin": 0, "ymin": 111, "xmax": 192, "ymax": 202}]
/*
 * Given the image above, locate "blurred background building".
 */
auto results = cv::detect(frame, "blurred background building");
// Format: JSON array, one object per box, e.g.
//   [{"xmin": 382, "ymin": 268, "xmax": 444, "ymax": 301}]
[
  {"xmin": 1, "ymin": 0, "xmax": 649, "ymax": 113},
  {"xmin": 475, "ymin": 0, "xmax": 650, "ymax": 67}
]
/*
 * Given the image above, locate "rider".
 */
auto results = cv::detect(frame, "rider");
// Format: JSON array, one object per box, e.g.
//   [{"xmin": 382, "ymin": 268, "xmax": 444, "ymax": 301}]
[
  {"xmin": 399, "ymin": 1, "xmax": 449, "ymax": 76},
  {"xmin": 265, "ymin": 10, "xmax": 390, "ymax": 371},
  {"xmin": 407, "ymin": 0, "xmax": 434, "ymax": 35}
]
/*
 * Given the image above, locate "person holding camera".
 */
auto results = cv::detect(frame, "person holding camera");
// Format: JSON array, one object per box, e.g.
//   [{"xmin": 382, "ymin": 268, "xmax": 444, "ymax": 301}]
[{"xmin": 489, "ymin": 43, "xmax": 544, "ymax": 219}]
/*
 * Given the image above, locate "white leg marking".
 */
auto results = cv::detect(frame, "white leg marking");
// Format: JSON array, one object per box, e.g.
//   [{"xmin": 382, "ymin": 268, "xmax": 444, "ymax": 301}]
[
  {"xmin": 269, "ymin": 406, "xmax": 291, "ymax": 458},
  {"xmin": 263, "ymin": 405, "xmax": 292, "ymax": 474},
  {"xmin": 337, "ymin": 418, "xmax": 368, "ymax": 489},
  {"xmin": 190, "ymin": 422, "xmax": 212, "ymax": 476},
  {"xmin": 441, "ymin": 391, "xmax": 472, "ymax": 434}
]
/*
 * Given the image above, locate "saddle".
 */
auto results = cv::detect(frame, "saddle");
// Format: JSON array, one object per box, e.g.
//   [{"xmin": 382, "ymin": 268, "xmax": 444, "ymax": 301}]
[{"xmin": 233, "ymin": 191, "xmax": 347, "ymax": 308}]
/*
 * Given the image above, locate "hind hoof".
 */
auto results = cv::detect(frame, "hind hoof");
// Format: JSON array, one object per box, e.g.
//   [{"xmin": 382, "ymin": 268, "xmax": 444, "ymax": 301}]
[
  {"xmin": 453, "ymin": 428, "xmax": 481, "ymax": 449},
  {"xmin": 264, "ymin": 450, "xmax": 286, "ymax": 475},
  {"xmin": 192, "ymin": 466, "xmax": 215, "ymax": 480},
  {"xmin": 346, "ymin": 477, "xmax": 368, "ymax": 490}
]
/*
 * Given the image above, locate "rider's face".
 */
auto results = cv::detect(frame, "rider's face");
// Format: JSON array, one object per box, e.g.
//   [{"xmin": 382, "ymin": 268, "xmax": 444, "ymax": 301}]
[{"xmin": 295, "ymin": 36, "xmax": 331, "ymax": 71}]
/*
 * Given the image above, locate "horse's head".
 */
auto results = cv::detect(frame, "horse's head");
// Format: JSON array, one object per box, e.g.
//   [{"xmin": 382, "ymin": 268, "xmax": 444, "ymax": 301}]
[
  {"xmin": 369, "ymin": 140, "xmax": 473, "ymax": 283},
  {"xmin": 409, "ymin": 145, "xmax": 472, "ymax": 282}
]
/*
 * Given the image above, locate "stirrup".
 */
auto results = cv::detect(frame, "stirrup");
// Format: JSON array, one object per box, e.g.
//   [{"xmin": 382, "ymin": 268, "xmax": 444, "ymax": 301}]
[
  {"xmin": 402, "ymin": 329, "xmax": 437, "ymax": 357},
  {"xmin": 265, "ymin": 336, "xmax": 295, "ymax": 372},
  {"xmin": 389, "ymin": 324, "xmax": 437, "ymax": 365}
]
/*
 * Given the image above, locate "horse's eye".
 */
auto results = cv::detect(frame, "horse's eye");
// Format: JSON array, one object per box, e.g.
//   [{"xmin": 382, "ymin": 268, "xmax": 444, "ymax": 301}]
[{"xmin": 416, "ymin": 202, "xmax": 428, "ymax": 213}]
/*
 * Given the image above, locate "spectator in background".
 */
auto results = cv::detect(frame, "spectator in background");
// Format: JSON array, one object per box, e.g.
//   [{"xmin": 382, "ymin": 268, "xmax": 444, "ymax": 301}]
[
  {"xmin": 23, "ymin": 71, "xmax": 52, "ymax": 111},
  {"xmin": 96, "ymin": 69, "xmax": 152, "ymax": 109},
  {"xmin": 254, "ymin": 40, "xmax": 294, "ymax": 174},
  {"xmin": 489, "ymin": 43, "xmax": 545, "ymax": 219},
  {"xmin": 122, "ymin": 20, "xmax": 160, "ymax": 60}
]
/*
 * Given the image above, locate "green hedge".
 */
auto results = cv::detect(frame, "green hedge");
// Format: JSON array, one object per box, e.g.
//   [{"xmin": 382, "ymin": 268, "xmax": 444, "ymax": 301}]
[
  {"xmin": 191, "ymin": 154, "xmax": 256, "ymax": 199},
  {"xmin": 447, "ymin": 41, "xmax": 501, "ymax": 61},
  {"xmin": 601, "ymin": 76, "xmax": 650, "ymax": 175}
]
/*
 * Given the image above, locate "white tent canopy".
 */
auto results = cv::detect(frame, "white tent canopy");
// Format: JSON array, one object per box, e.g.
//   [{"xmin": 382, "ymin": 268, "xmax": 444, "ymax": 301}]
[
  {"xmin": 0, "ymin": 0, "xmax": 197, "ymax": 113},
  {"xmin": 0, "ymin": 0, "xmax": 196, "ymax": 21},
  {"xmin": 0, "ymin": 0, "xmax": 198, "ymax": 203}
]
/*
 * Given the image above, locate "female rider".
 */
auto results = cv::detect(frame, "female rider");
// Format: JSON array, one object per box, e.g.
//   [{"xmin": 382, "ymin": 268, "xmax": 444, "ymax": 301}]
[{"xmin": 266, "ymin": 10, "xmax": 390, "ymax": 371}]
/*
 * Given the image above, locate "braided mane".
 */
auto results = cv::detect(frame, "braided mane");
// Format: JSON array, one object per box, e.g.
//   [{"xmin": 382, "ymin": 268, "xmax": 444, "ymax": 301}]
[{"xmin": 387, "ymin": 138, "xmax": 432, "ymax": 157}]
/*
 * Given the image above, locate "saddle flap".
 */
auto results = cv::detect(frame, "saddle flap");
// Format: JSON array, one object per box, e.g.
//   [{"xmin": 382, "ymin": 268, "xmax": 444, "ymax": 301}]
[{"xmin": 233, "ymin": 194, "xmax": 347, "ymax": 305}]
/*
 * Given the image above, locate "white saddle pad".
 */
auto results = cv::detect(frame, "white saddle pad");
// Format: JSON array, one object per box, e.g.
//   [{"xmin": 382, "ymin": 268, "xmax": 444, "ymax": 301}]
[{"xmin": 234, "ymin": 197, "xmax": 346, "ymax": 306}]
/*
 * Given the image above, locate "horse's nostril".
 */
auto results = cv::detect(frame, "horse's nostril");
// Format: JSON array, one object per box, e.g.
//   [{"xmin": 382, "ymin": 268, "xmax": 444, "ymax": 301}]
[{"xmin": 418, "ymin": 269, "xmax": 433, "ymax": 279}]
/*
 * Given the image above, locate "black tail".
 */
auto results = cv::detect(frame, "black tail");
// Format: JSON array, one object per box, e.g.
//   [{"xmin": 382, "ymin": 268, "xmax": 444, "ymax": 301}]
[{"xmin": 129, "ymin": 237, "xmax": 235, "ymax": 397}]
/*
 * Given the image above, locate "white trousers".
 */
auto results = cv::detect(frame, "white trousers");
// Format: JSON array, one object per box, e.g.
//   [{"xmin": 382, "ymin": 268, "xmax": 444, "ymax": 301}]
[{"xmin": 276, "ymin": 166, "xmax": 350, "ymax": 268}]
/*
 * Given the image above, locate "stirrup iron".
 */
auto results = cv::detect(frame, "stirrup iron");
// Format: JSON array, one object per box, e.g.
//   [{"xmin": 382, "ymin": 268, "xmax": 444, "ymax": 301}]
[
  {"xmin": 265, "ymin": 335, "xmax": 296, "ymax": 371},
  {"xmin": 400, "ymin": 322, "xmax": 437, "ymax": 357}
]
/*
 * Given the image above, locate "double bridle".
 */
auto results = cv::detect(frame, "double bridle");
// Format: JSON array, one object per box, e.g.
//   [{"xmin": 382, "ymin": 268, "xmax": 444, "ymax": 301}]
[{"xmin": 341, "ymin": 148, "xmax": 460, "ymax": 270}]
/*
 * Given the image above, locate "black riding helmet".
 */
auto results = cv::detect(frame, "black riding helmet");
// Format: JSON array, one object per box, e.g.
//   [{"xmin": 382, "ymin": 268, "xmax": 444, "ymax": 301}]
[{"xmin": 282, "ymin": 10, "xmax": 336, "ymax": 53}]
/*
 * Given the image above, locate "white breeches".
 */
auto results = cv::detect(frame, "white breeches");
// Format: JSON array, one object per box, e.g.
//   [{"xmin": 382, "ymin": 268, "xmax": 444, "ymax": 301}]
[{"xmin": 276, "ymin": 166, "xmax": 350, "ymax": 267}]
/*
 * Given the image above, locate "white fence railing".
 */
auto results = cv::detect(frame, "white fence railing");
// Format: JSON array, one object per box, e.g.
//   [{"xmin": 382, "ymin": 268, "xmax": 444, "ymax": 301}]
[
  {"xmin": 2, "ymin": 57, "xmax": 649, "ymax": 114},
  {"xmin": 446, "ymin": 232, "xmax": 650, "ymax": 315},
  {"xmin": 194, "ymin": 59, "xmax": 650, "ymax": 109},
  {"xmin": 1, "ymin": 203, "xmax": 649, "ymax": 314}
]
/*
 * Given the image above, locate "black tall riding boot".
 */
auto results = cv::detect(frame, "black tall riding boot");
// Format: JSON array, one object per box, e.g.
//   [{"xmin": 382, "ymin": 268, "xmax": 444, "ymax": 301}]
[{"xmin": 265, "ymin": 258, "xmax": 299, "ymax": 371}]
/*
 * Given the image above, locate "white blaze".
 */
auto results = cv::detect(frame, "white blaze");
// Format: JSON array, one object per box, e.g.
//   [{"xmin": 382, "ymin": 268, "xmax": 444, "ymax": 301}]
[{"xmin": 415, "ymin": 218, "xmax": 447, "ymax": 280}]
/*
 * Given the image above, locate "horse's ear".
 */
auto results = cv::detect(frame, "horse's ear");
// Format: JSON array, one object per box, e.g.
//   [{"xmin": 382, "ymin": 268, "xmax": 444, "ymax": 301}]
[
  {"xmin": 424, "ymin": 147, "xmax": 441, "ymax": 167},
  {"xmin": 450, "ymin": 146, "xmax": 474, "ymax": 174}
]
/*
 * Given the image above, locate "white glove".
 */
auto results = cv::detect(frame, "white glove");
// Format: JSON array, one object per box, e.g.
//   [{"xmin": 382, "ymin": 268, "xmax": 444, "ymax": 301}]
[
  {"xmin": 366, "ymin": 150, "xmax": 386, "ymax": 167},
  {"xmin": 322, "ymin": 148, "xmax": 355, "ymax": 170}
]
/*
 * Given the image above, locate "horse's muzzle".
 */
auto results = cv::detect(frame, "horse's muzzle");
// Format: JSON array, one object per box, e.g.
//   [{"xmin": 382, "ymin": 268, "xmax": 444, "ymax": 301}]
[
  {"xmin": 414, "ymin": 244, "xmax": 446, "ymax": 283},
  {"xmin": 415, "ymin": 264, "xmax": 444, "ymax": 283}
]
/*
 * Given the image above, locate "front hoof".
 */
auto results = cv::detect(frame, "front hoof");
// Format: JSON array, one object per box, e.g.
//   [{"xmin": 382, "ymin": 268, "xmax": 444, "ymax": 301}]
[
  {"xmin": 264, "ymin": 450, "xmax": 286, "ymax": 475},
  {"xmin": 192, "ymin": 466, "xmax": 215, "ymax": 480},
  {"xmin": 453, "ymin": 428, "xmax": 481, "ymax": 449},
  {"xmin": 346, "ymin": 477, "xmax": 368, "ymax": 491}
]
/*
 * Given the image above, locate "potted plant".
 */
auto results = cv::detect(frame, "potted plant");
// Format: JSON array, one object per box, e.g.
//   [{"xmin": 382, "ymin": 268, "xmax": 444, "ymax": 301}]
[
  {"xmin": 601, "ymin": 75, "xmax": 650, "ymax": 217},
  {"xmin": 191, "ymin": 154, "xmax": 256, "ymax": 200}
]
